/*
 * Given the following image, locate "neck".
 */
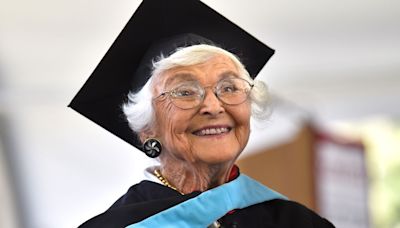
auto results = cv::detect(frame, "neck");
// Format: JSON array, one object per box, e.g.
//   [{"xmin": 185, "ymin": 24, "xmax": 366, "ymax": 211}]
[{"xmin": 159, "ymin": 156, "xmax": 235, "ymax": 194}]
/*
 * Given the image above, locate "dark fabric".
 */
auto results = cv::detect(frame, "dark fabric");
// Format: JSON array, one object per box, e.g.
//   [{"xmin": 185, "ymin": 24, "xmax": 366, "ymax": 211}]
[
  {"xmin": 219, "ymin": 200, "xmax": 334, "ymax": 228},
  {"xmin": 79, "ymin": 181, "xmax": 200, "ymax": 228},
  {"xmin": 79, "ymin": 180, "xmax": 334, "ymax": 228}
]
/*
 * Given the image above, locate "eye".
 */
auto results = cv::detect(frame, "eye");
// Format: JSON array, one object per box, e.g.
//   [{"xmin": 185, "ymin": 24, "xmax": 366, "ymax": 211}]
[
  {"xmin": 171, "ymin": 85, "xmax": 200, "ymax": 98},
  {"xmin": 223, "ymin": 84, "xmax": 237, "ymax": 92},
  {"xmin": 219, "ymin": 81, "xmax": 238, "ymax": 93},
  {"xmin": 175, "ymin": 90, "xmax": 194, "ymax": 97}
]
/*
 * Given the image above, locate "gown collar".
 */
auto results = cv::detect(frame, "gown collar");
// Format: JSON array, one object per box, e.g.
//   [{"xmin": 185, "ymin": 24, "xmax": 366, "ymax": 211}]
[{"xmin": 126, "ymin": 174, "xmax": 287, "ymax": 228}]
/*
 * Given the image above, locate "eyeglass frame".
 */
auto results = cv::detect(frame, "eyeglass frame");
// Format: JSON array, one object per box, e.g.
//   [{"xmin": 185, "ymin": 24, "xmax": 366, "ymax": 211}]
[{"xmin": 153, "ymin": 77, "xmax": 254, "ymax": 110}]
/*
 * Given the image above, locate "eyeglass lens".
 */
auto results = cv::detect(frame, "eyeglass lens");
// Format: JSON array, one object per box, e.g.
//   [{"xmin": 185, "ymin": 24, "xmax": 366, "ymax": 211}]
[{"xmin": 169, "ymin": 78, "xmax": 252, "ymax": 109}]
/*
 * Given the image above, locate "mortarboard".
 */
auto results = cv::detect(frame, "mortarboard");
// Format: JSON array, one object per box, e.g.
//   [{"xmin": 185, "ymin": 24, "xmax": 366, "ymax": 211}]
[{"xmin": 69, "ymin": 0, "xmax": 274, "ymax": 153}]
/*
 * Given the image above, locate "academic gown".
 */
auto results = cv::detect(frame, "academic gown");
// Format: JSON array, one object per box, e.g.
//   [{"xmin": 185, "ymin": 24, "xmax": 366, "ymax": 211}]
[{"xmin": 79, "ymin": 173, "xmax": 335, "ymax": 228}]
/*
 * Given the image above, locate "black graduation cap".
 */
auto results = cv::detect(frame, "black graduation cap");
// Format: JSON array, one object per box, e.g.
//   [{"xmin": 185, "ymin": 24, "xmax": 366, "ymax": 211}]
[{"xmin": 69, "ymin": 0, "xmax": 274, "ymax": 152}]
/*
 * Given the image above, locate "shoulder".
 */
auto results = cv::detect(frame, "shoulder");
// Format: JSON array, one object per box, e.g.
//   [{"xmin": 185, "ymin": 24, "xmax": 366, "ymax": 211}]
[
  {"xmin": 221, "ymin": 199, "xmax": 335, "ymax": 227},
  {"xmin": 257, "ymin": 199, "xmax": 335, "ymax": 227},
  {"xmin": 109, "ymin": 180, "xmax": 181, "ymax": 208},
  {"xmin": 78, "ymin": 181, "xmax": 198, "ymax": 228}
]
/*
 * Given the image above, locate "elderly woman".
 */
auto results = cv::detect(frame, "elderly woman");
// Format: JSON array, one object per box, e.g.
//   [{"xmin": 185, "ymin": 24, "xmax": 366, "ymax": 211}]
[
  {"xmin": 71, "ymin": 0, "xmax": 335, "ymax": 227},
  {"xmin": 125, "ymin": 43, "xmax": 267, "ymax": 192}
]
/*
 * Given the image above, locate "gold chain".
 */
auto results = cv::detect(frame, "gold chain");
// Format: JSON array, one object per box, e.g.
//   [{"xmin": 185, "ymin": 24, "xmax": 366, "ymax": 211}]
[{"xmin": 153, "ymin": 169, "xmax": 183, "ymax": 194}]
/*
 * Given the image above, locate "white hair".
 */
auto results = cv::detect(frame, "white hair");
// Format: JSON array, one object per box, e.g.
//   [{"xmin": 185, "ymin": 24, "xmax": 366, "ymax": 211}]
[{"xmin": 122, "ymin": 44, "xmax": 271, "ymax": 134}]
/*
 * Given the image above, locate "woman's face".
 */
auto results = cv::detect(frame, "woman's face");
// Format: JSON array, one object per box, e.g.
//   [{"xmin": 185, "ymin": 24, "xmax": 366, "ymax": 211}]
[{"xmin": 150, "ymin": 54, "xmax": 251, "ymax": 165}]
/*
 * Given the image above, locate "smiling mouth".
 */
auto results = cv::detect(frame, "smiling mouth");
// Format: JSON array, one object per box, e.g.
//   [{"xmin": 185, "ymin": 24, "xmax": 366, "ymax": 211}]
[{"xmin": 192, "ymin": 127, "xmax": 231, "ymax": 136}]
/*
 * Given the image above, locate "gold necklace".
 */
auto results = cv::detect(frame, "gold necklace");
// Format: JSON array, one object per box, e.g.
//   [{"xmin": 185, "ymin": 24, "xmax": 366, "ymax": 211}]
[{"xmin": 153, "ymin": 169, "xmax": 183, "ymax": 194}]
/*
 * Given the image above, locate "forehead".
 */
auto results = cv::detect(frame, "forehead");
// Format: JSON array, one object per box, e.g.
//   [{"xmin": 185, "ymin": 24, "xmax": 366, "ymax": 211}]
[{"xmin": 157, "ymin": 54, "xmax": 240, "ymax": 88}]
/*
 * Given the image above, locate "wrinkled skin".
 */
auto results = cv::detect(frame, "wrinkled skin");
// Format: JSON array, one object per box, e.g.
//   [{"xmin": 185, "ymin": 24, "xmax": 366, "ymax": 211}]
[{"xmin": 142, "ymin": 54, "xmax": 251, "ymax": 193}]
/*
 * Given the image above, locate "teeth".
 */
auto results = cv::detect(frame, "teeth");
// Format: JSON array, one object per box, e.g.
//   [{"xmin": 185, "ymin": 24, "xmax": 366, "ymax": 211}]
[{"xmin": 197, "ymin": 127, "xmax": 229, "ymax": 136}]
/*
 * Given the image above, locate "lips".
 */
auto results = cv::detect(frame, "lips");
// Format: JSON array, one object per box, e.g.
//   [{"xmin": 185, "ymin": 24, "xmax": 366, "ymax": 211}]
[{"xmin": 192, "ymin": 126, "xmax": 231, "ymax": 136}]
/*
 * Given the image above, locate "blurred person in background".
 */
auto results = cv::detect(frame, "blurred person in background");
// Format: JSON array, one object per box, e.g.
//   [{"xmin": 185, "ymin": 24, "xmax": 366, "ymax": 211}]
[{"xmin": 70, "ymin": 0, "xmax": 335, "ymax": 227}]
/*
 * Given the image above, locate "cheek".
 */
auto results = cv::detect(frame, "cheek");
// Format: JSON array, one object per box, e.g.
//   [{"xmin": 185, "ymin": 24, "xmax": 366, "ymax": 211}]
[
  {"xmin": 233, "ymin": 102, "xmax": 251, "ymax": 125},
  {"xmin": 154, "ymin": 101, "xmax": 195, "ymax": 159},
  {"xmin": 155, "ymin": 102, "xmax": 185, "ymax": 139},
  {"xmin": 232, "ymin": 104, "xmax": 251, "ymax": 144}
]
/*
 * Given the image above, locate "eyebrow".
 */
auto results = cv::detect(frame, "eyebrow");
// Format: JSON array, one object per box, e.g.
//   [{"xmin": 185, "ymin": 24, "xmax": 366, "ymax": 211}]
[
  {"xmin": 165, "ymin": 73, "xmax": 197, "ymax": 87},
  {"xmin": 219, "ymin": 70, "xmax": 240, "ymax": 79}
]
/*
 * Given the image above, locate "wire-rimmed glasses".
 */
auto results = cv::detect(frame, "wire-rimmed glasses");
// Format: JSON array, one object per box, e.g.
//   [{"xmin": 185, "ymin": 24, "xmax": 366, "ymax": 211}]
[{"xmin": 154, "ymin": 77, "xmax": 253, "ymax": 110}]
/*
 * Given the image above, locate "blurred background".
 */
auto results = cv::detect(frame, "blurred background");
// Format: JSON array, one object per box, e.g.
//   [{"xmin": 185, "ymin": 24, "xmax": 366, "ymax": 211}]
[{"xmin": 0, "ymin": 0, "xmax": 399, "ymax": 227}]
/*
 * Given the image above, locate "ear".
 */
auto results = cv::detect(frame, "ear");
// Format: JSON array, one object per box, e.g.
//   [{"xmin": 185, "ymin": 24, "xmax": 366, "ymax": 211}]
[{"xmin": 139, "ymin": 126, "xmax": 157, "ymax": 143}]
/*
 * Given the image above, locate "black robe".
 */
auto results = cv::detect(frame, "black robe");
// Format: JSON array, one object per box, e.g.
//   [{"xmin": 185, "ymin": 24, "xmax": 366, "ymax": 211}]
[{"xmin": 79, "ymin": 175, "xmax": 335, "ymax": 228}]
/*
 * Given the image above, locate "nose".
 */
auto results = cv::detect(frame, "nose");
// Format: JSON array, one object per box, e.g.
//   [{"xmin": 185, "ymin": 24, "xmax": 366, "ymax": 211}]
[{"xmin": 198, "ymin": 89, "xmax": 225, "ymax": 116}]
